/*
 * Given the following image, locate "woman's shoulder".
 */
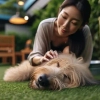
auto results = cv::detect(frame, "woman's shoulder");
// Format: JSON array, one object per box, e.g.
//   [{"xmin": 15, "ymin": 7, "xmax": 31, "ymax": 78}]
[
  {"xmin": 37, "ymin": 18, "xmax": 56, "ymax": 37},
  {"xmin": 83, "ymin": 24, "xmax": 90, "ymax": 29},
  {"xmin": 82, "ymin": 25, "xmax": 92, "ymax": 38},
  {"xmin": 82, "ymin": 25, "xmax": 91, "ymax": 34},
  {"xmin": 39, "ymin": 18, "xmax": 56, "ymax": 26}
]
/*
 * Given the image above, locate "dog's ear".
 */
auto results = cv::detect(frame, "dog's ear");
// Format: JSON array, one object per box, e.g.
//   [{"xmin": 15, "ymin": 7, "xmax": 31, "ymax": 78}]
[
  {"xmin": 47, "ymin": 61, "xmax": 60, "ymax": 67},
  {"xmin": 50, "ymin": 62, "xmax": 60, "ymax": 68},
  {"xmin": 28, "ymin": 74, "xmax": 34, "ymax": 88}
]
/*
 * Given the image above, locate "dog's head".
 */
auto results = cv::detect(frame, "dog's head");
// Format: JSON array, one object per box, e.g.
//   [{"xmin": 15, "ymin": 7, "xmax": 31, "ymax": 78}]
[{"xmin": 29, "ymin": 54, "xmax": 97, "ymax": 90}]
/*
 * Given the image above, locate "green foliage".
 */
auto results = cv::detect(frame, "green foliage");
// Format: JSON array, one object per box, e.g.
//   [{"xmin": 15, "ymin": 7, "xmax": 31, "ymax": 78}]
[
  {"xmin": 31, "ymin": 0, "xmax": 62, "ymax": 37},
  {"xmin": 0, "ymin": 0, "xmax": 24, "ymax": 15},
  {"xmin": 0, "ymin": 0, "xmax": 16, "ymax": 9},
  {"xmin": 88, "ymin": 0, "xmax": 100, "ymax": 59},
  {"xmin": 0, "ymin": 31, "xmax": 5, "ymax": 35}
]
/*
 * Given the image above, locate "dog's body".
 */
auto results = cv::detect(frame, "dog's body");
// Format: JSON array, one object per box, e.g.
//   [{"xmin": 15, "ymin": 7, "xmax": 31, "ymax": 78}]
[{"xmin": 3, "ymin": 53, "xmax": 99, "ymax": 90}]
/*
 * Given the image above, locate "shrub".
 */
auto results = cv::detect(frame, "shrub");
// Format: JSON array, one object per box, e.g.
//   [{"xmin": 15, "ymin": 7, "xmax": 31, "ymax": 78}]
[
  {"xmin": 88, "ymin": 0, "xmax": 100, "ymax": 60},
  {"xmin": 31, "ymin": 0, "xmax": 62, "ymax": 37}
]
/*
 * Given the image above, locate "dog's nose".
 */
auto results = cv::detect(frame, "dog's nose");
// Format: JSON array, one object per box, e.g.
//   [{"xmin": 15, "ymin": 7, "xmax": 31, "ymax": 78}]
[{"xmin": 38, "ymin": 74, "xmax": 50, "ymax": 87}]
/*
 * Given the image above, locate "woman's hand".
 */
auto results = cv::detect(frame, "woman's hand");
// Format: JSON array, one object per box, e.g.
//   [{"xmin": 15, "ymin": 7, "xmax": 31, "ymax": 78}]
[{"xmin": 41, "ymin": 50, "xmax": 58, "ymax": 62}]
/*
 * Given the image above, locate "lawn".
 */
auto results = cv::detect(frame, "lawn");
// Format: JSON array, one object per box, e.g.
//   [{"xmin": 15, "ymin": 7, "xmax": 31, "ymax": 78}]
[{"xmin": 0, "ymin": 65, "xmax": 100, "ymax": 100}]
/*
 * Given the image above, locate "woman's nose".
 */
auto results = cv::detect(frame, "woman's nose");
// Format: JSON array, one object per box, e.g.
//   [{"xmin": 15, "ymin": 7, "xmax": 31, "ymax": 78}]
[{"xmin": 63, "ymin": 20, "xmax": 70, "ymax": 28}]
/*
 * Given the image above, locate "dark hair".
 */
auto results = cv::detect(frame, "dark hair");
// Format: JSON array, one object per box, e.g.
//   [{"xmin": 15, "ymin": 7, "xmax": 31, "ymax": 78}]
[
  {"xmin": 68, "ymin": 30, "xmax": 85, "ymax": 57},
  {"xmin": 59, "ymin": 0, "xmax": 91, "ymax": 26},
  {"xmin": 59, "ymin": 0, "xmax": 91, "ymax": 57}
]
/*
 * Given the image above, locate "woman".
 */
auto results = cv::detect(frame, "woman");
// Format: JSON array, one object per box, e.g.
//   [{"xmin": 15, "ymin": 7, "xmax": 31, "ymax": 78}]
[{"xmin": 28, "ymin": 0, "xmax": 92, "ymax": 67}]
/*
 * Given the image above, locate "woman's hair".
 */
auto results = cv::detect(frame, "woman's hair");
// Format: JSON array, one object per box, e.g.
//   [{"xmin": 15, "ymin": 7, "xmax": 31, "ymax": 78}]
[
  {"xmin": 68, "ymin": 30, "xmax": 85, "ymax": 57},
  {"xmin": 59, "ymin": 0, "xmax": 91, "ymax": 26},
  {"xmin": 59, "ymin": 0, "xmax": 91, "ymax": 57}
]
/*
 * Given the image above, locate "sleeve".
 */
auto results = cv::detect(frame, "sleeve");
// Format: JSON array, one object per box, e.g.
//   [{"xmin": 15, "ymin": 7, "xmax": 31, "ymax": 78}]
[
  {"xmin": 28, "ymin": 21, "xmax": 50, "ymax": 65},
  {"xmin": 81, "ymin": 25, "xmax": 93, "ymax": 67}
]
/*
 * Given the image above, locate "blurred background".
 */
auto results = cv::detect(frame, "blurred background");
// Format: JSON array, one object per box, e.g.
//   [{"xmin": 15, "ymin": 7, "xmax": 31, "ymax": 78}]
[{"xmin": 0, "ymin": 0, "xmax": 100, "ymax": 60}]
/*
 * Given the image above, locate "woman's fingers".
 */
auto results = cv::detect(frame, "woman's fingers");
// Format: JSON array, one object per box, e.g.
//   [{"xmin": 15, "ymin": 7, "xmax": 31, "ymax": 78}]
[
  {"xmin": 43, "ymin": 50, "xmax": 58, "ymax": 62},
  {"xmin": 42, "ymin": 57, "xmax": 50, "ymax": 62},
  {"xmin": 45, "ymin": 50, "xmax": 53, "ymax": 59},
  {"xmin": 54, "ymin": 50, "xmax": 58, "ymax": 57},
  {"xmin": 49, "ymin": 50, "xmax": 58, "ymax": 58},
  {"xmin": 49, "ymin": 50, "xmax": 55, "ymax": 58}
]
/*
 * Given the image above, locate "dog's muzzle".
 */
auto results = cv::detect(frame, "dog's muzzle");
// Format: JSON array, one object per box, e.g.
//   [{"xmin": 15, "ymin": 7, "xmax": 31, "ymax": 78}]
[{"xmin": 38, "ymin": 74, "xmax": 50, "ymax": 87}]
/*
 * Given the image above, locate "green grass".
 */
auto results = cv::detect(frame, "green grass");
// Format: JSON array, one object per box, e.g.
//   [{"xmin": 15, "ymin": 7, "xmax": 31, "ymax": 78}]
[{"xmin": 0, "ymin": 66, "xmax": 100, "ymax": 100}]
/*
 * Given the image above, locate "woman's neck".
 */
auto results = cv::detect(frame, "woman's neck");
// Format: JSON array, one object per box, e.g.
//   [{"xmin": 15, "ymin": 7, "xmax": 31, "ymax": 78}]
[{"xmin": 51, "ymin": 20, "xmax": 68, "ymax": 46}]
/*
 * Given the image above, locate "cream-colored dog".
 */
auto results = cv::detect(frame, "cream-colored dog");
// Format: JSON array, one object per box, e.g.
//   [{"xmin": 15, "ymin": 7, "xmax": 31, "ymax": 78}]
[{"xmin": 3, "ymin": 53, "xmax": 99, "ymax": 90}]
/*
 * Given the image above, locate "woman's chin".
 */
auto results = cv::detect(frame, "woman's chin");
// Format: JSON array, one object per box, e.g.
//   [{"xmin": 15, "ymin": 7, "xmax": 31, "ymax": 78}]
[{"xmin": 58, "ymin": 32, "xmax": 68, "ymax": 37}]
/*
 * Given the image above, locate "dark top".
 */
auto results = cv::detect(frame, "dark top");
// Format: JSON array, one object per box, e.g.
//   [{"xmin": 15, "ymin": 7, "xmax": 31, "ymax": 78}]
[{"xmin": 50, "ymin": 41, "xmax": 68, "ymax": 52}]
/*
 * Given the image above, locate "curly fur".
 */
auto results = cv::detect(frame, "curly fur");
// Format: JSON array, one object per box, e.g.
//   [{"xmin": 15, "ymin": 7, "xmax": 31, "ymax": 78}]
[{"xmin": 3, "ymin": 53, "xmax": 99, "ymax": 90}]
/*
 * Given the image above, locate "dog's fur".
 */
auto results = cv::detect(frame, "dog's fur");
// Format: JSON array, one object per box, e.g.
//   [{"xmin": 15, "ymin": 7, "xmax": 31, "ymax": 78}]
[{"xmin": 3, "ymin": 53, "xmax": 99, "ymax": 90}]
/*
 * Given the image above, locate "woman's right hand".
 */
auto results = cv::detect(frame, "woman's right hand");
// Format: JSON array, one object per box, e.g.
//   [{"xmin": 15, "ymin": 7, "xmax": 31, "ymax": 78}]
[{"xmin": 41, "ymin": 50, "xmax": 58, "ymax": 62}]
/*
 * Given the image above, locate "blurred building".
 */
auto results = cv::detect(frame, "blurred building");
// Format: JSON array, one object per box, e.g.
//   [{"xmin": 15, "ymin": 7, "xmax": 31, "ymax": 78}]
[{"xmin": 0, "ymin": 0, "xmax": 50, "ymax": 36}]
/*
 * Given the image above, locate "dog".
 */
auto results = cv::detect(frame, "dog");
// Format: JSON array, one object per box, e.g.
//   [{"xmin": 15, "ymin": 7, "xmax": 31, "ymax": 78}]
[{"xmin": 3, "ymin": 53, "xmax": 99, "ymax": 90}]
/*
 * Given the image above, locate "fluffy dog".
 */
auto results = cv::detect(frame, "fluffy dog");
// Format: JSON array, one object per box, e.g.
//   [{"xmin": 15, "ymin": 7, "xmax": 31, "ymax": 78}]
[{"xmin": 3, "ymin": 53, "xmax": 99, "ymax": 90}]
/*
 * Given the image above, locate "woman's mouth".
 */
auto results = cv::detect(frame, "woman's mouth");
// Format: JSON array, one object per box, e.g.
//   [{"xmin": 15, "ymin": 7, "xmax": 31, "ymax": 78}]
[{"xmin": 61, "ymin": 29, "xmax": 67, "ymax": 33}]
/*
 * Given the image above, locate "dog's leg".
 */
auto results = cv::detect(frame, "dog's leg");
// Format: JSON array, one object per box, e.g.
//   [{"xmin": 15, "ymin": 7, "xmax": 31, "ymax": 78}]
[{"xmin": 3, "ymin": 60, "xmax": 34, "ymax": 82}]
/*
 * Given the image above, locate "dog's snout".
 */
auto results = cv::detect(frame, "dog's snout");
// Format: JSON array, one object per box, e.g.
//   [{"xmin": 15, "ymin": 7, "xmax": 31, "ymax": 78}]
[{"xmin": 38, "ymin": 74, "xmax": 49, "ymax": 87}]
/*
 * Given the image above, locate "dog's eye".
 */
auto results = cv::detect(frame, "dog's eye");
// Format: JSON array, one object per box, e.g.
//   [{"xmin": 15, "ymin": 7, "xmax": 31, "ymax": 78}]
[
  {"xmin": 63, "ymin": 74, "xmax": 70, "ymax": 80},
  {"xmin": 57, "ymin": 62, "xmax": 60, "ymax": 67},
  {"xmin": 63, "ymin": 74, "xmax": 68, "ymax": 79}
]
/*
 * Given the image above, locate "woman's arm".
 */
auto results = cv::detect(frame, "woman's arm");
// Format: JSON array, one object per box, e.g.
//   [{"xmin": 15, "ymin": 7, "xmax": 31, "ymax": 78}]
[
  {"xmin": 28, "ymin": 19, "xmax": 58, "ymax": 66},
  {"xmin": 28, "ymin": 21, "xmax": 49, "ymax": 66},
  {"xmin": 81, "ymin": 25, "xmax": 93, "ymax": 67}
]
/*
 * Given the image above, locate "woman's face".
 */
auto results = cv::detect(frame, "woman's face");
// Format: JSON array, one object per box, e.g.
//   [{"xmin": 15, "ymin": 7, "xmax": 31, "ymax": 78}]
[{"xmin": 56, "ymin": 6, "xmax": 83, "ymax": 37}]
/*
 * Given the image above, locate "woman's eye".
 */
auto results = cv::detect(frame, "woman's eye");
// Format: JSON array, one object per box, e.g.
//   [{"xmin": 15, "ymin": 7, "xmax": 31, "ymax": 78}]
[
  {"xmin": 72, "ymin": 22, "xmax": 78, "ymax": 26},
  {"xmin": 61, "ymin": 15, "xmax": 67, "ymax": 19}
]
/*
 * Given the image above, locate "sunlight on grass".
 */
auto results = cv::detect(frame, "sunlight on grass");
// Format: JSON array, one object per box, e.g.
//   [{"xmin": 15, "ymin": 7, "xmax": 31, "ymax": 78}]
[{"xmin": 0, "ymin": 65, "xmax": 100, "ymax": 100}]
